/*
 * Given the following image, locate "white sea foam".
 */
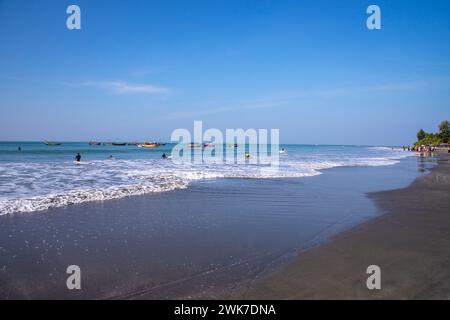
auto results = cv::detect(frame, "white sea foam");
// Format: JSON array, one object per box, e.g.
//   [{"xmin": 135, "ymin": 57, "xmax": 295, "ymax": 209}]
[{"xmin": 0, "ymin": 147, "xmax": 413, "ymax": 215}]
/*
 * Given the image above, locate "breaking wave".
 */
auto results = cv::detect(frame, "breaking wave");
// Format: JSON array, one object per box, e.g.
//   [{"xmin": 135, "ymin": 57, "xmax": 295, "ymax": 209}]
[{"xmin": 0, "ymin": 147, "xmax": 413, "ymax": 215}]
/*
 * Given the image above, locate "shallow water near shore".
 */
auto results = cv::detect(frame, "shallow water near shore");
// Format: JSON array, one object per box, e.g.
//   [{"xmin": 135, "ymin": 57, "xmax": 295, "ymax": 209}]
[
  {"xmin": 0, "ymin": 155, "xmax": 436, "ymax": 299},
  {"xmin": 0, "ymin": 143, "xmax": 413, "ymax": 215}
]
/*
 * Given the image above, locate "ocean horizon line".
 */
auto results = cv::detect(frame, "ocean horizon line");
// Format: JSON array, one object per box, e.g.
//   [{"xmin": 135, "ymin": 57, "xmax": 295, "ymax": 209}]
[{"xmin": 0, "ymin": 140, "xmax": 403, "ymax": 147}]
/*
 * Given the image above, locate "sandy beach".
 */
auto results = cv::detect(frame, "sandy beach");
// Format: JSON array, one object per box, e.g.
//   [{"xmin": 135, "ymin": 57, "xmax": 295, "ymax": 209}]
[{"xmin": 235, "ymin": 152, "xmax": 450, "ymax": 299}]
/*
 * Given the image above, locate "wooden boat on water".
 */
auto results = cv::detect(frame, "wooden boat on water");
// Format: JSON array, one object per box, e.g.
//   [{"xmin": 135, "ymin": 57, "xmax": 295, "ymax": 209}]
[
  {"xmin": 112, "ymin": 142, "xmax": 127, "ymax": 146},
  {"xmin": 137, "ymin": 142, "xmax": 161, "ymax": 148},
  {"xmin": 88, "ymin": 141, "xmax": 101, "ymax": 145},
  {"xmin": 44, "ymin": 141, "xmax": 62, "ymax": 146}
]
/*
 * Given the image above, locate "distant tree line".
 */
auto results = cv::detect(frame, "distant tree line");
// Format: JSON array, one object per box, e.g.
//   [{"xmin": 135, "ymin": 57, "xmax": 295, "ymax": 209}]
[{"xmin": 416, "ymin": 120, "xmax": 449, "ymax": 146}]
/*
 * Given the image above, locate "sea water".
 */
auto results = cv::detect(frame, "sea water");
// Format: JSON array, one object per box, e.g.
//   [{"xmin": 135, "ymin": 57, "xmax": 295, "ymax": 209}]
[{"xmin": 0, "ymin": 142, "xmax": 413, "ymax": 215}]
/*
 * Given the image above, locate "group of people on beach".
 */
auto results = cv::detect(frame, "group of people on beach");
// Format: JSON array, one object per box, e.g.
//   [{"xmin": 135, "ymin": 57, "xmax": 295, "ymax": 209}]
[
  {"xmin": 402, "ymin": 144, "xmax": 450, "ymax": 155},
  {"xmin": 403, "ymin": 145, "xmax": 436, "ymax": 153}
]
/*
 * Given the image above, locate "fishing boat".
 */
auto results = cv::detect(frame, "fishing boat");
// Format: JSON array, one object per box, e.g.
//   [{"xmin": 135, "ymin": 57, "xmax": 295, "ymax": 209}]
[
  {"xmin": 112, "ymin": 142, "xmax": 127, "ymax": 146},
  {"xmin": 44, "ymin": 141, "xmax": 62, "ymax": 146},
  {"xmin": 137, "ymin": 142, "xmax": 160, "ymax": 148},
  {"xmin": 88, "ymin": 141, "xmax": 101, "ymax": 145}
]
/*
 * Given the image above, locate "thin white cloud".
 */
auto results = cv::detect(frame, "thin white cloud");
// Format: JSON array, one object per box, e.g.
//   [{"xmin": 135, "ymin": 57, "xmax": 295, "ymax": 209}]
[{"xmin": 79, "ymin": 80, "xmax": 171, "ymax": 94}]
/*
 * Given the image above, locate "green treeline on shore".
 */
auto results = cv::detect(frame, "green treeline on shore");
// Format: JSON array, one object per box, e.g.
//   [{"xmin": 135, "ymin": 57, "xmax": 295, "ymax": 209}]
[{"xmin": 415, "ymin": 120, "xmax": 449, "ymax": 146}]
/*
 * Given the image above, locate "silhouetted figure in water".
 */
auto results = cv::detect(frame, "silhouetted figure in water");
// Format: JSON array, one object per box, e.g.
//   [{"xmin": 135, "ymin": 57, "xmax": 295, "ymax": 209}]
[
  {"xmin": 161, "ymin": 153, "xmax": 168, "ymax": 159},
  {"xmin": 75, "ymin": 153, "xmax": 81, "ymax": 162},
  {"xmin": 18, "ymin": 146, "xmax": 21, "ymax": 151}
]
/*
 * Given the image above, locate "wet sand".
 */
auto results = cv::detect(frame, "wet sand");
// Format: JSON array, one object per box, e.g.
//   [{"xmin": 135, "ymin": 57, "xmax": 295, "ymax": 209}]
[{"xmin": 235, "ymin": 152, "xmax": 450, "ymax": 299}]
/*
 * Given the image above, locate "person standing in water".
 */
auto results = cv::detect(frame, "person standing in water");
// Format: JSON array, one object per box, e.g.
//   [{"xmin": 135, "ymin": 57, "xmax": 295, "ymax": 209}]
[
  {"xmin": 18, "ymin": 146, "xmax": 21, "ymax": 151},
  {"xmin": 75, "ymin": 152, "xmax": 81, "ymax": 162}
]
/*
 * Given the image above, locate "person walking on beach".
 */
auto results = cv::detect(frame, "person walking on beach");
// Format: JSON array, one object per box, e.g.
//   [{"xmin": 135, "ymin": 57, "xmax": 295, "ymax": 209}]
[{"xmin": 75, "ymin": 152, "xmax": 81, "ymax": 162}]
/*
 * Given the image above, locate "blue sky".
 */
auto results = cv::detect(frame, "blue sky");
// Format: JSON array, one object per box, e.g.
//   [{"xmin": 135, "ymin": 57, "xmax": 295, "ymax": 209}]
[{"xmin": 0, "ymin": 0, "xmax": 449, "ymax": 145}]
